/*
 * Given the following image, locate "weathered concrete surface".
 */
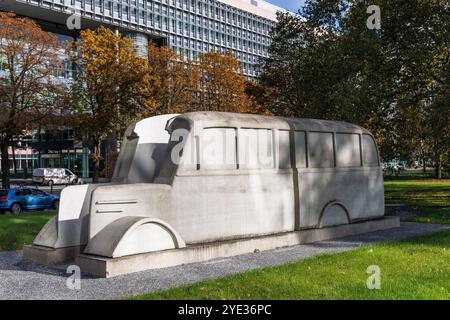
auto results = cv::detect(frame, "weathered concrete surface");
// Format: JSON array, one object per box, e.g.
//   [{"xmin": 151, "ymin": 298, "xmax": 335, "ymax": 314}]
[
  {"xmin": 76, "ymin": 217, "xmax": 399, "ymax": 278},
  {"xmin": 112, "ymin": 114, "xmax": 178, "ymax": 184},
  {"xmin": 27, "ymin": 112, "xmax": 386, "ymax": 267},
  {"xmin": 1, "ymin": 222, "xmax": 448, "ymax": 300},
  {"xmin": 23, "ymin": 245, "xmax": 83, "ymax": 266}
]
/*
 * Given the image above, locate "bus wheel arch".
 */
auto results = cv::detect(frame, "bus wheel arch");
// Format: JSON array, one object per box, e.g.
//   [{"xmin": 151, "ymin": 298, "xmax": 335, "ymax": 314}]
[
  {"xmin": 84, "ymin": 216, "xmax": 186, "ymax": 258},
  {"xmin": 318, "ymin": 200, "xmax": 351, "ymax": 228}
]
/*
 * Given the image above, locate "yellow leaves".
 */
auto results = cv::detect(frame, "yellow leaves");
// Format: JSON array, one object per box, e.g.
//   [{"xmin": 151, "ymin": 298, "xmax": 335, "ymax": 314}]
[
  {"xmin": 67, "ymin": 26, "xmax": 265, "ymax": 142},
  {"xmin": 90, "ymin": 153, "xmax": 103, "ymax": 163},
  {"xmin": 0, "ymin": 12, "xmax": 63, "ymax": 137},
  {"xmin": 144, "ymin": 43, "xmax": 200, "ymax": 115},
  {"xmin": 199, "ymin": 50, "xmax": 252, "ymax": 113},
  {"xmin": 68, "ymin": 26, "xmax": 149, "ymax": 148},
  {"xmin": 144, "ymin": 44, "xmax": 264, "ymax": 115}
]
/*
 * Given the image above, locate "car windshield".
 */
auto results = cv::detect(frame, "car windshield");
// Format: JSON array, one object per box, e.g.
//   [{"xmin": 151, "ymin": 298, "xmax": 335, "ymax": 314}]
[{"xmin": 0, "ymin": 190, "xmax": 8, "ymax": 197}]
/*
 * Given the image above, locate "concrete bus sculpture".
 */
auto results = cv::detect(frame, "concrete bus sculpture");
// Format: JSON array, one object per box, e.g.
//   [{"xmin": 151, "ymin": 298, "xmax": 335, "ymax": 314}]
[{"xmin": 24, "ymin": 112, "xmax": 399, "ymax": 277}]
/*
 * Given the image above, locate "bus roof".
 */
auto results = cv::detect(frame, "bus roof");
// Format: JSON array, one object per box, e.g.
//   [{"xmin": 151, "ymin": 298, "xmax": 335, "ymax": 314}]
[{"xmin": 173, "ymin": 112, "xmax": 371, "ymax": 134}]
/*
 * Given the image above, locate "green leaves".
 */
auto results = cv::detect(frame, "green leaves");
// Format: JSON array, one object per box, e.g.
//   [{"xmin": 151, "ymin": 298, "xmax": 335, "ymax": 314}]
[{"xmin": 259, "ymin": 0, "xmax": 449, "ymax": 174}]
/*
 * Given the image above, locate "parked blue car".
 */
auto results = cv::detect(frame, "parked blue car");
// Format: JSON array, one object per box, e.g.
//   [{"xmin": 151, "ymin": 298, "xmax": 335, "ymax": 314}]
[{"xmin": 0, "ymin": 188, "xmax": 59, "ymax": 214}]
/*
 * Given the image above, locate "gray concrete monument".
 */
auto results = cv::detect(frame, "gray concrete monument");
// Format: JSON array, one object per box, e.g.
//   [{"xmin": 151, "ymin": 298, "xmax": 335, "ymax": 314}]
[{"xmin": 24, "ymin": 112, "xmax": 399, "ymax": 277}]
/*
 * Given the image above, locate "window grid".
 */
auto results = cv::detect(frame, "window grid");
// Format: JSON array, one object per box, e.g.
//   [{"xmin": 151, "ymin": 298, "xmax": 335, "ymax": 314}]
[{"xmin": 39, "ymin": 0, "xmax": 276, "ymax": 78}]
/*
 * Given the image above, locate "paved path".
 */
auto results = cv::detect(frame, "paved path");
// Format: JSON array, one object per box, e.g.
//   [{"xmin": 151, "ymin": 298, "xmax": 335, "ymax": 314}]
[{"xmin": 0, "ymin": 222, "xmax": 449, "ymax": 300}]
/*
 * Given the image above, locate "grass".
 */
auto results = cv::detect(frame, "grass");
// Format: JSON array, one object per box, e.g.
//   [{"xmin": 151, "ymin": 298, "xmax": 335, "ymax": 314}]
[
  {"xmin": 132, "ymin": 174, "xmax": 450, "ymax": 300},
  {"xmin": 1, "ymin": 174, "xmax": 449, "ymax": 299},
  {"xmin": 384, "ymin": 176, "xmax": 450, "ymax": 224},
  {"xmin": 132, "ymin": 230, "xmax": 450, "ymax": 300},
  {"xmin": 0, "ymin": 174, "xmax": 447, "ymax": 252},
  {"xmin": 0, "ymin": 211, "xmax": 56, "ymax": 251}
]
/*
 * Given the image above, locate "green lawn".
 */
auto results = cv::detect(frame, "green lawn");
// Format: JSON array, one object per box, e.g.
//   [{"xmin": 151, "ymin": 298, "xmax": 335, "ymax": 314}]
[
  {"xmin": 132, "ymin": 230, "xmax": 450, "ymax": 300},
  {"xmin": 132, "ymin": 175, "xmax": 450, "ymax": 300},
  {"xmin": 1, "ymin": 175, "xmax": 449, "ymax": 299},
  {"xmin": 1, "ymin": 175, "xmax": 447, "ymax": 253},
  {"xmin": 0, "ymin": 211, "xmax": 55, "ymax": 251},
  {"xmin": 384, "ymin": 177, "xmax": 450, "ymax": 224}
]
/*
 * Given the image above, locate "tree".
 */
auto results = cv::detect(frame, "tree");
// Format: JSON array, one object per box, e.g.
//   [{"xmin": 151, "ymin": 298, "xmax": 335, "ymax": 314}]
[
  {"xmin": 258, "ymin": 1, "xmax": 449, "ymax": 177},
  {"xmin": 144, "ymin": 47, "xmax": 259, "ymax": 115},
  {"xmin": 0, "ymin": 12, "xmax": 64, "ymax": 188},
  {"xmin": 144, "ymin": 43, "xmax": 200, "ymax": 115},
  {"xmin": 199, "ymin": 51, "xmax": 253, "ymax": 113},
  {"xmin": 67, "ymin": 26, "xmax": 150, "ymax": 183}
]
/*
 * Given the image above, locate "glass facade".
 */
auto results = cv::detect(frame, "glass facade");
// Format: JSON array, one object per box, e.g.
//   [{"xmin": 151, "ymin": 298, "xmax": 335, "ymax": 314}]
[
  {"xmin": 16, "ymin": 0, "xmax": 280, "ymax": 78},
  {"xmin": 31, "ymin": 129, "xmax": 91, "ymax": 178},
  {"xmin": 2, "ymin": 0, "xmax": 281, "ymax": 177}
]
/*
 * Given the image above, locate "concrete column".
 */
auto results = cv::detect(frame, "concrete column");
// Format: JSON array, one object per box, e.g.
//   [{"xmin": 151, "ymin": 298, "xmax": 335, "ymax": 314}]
[
  {"xmin": 124, "ymin": 32, "xmax": 148, "ymax": 58},
  {"xmin": 82, "ymin": 147, "xmax": 89, "ymax": 178}
]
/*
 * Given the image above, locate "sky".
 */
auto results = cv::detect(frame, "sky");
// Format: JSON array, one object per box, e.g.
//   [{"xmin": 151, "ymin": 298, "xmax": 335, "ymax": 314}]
[{"xmin": 266, "ymin": 0, "xmax": 306, "ymax": 12}]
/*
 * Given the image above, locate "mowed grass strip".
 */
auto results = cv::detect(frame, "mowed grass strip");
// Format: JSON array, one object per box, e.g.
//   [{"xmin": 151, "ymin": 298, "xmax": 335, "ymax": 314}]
[
  {"xmin": 384, "ymin": 178, "xmax": 450, "ymax": 224},
  {"xmin": 0, "ymin": 175, "xmax": 447, "ymax": 252},
  {"xmin": 131, "ymin": 230, "xmax": 450, "ymax": 300},
  {"xmin": 0, "ymin": 211, "xmax": 55, "ymax": 251}
]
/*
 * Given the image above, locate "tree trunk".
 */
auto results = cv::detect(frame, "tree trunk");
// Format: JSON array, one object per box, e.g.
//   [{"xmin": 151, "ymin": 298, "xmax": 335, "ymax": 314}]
[
  {"xmin": 435, "ymin": 155, "xmax": 442, "ymax": 179},
  {"xmin": 1, "ymin": 143, "xmax": 10, "ymax": 189},
  {"xmin": 422, "ymin": 157, "xmax": 426, "ymax": 173},
  {"xmin": 92, "ymin": 141, "xmax": 101, "ymax": 184},
  {"xmin": 93, "ymin": 160, "xmax": 100, "ymax": 184},
  {"xmin": 11, "ymin": 140, "xmax": 17, "ymax": 175}
]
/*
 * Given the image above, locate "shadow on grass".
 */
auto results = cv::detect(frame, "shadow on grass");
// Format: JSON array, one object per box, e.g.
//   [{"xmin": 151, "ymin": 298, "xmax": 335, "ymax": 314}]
[
  {"xmin": 384, "ymin": 173, "xmax": 436, "ymax": 181},
  {"xmin": 0, "ymin": 212, "xmax": 55, "ymax": 251}
]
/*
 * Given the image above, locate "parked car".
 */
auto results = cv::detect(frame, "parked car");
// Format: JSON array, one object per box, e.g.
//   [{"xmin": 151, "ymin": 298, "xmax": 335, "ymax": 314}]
[
  {"xmin": 382, "ymin": 161, "xmax": 405, "ymax": 177},
  {"xmin": 32, "ymin": 168, "xmax": 78, "ymax": 186},
  {"xmin": 0, "ymin": 188, "xmax": 60, "ymax": 214}
]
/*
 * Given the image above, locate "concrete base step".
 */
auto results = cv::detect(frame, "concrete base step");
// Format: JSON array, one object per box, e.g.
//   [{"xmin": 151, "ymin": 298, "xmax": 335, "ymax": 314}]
[
  {"xmin": 76, "ymin": 216, "xmax": 400, "ymax": 278},
  {"xmin": 23, "ymin": 244, "xmax": 83, "ymax": 266}
]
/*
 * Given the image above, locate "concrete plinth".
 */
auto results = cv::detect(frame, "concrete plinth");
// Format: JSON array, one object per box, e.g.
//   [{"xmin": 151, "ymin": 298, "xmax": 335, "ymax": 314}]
[
  {"xmin": 76, "ymin": 216, "xmax": 399, "ymax": 278},
  {"xmin": 23, "ymin": 245, "xmax": 83, "ymax": 266}
]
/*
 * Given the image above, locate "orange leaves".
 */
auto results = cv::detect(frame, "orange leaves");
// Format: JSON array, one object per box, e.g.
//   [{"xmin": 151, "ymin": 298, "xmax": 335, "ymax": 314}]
[
  {"xmin": 67, "ymin": 26, "xmax": 150, "ymax": 149},
  {"xmin": 144, "ymin": 43, "xmax": 199, "ymax": 115},
  {"xmin": 144, "ymin": 45, "xmax": 258, "ymax": 115},
  {"xmin": 199, "ymin": 51, "xmax": 253, "ymax": 113},
  {"xmin": 0, "ymin": 12, "xmax": 63, "ymax": 138}
]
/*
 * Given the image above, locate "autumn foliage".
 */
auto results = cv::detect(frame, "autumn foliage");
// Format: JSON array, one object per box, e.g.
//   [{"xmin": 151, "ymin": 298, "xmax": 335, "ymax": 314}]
[
  {"xmin": 0, "ymin": 12, "xmax": 64, "ymax": 188},
  {"xmin": 145, "ymin": 43, "xmax": 200, "ymax": 115},
  {"xmin": 0, "ymin": 13, "xmax": 265, "ymax": 183},
  {"xmin": 198, "ymin": 51, "xmax": 253, "ymax": 113},
  {"xmin": 145, "ymin": 44, "xmax": 258, "ymax": 115},
  {"xmin": 66, "ymin": 26, "xmax": 150, "ymax": 182}
]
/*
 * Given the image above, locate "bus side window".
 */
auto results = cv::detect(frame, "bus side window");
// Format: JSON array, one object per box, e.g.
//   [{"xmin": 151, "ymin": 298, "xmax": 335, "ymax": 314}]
[
  {"xmin": 362, "ymin": 134, "xmax": 379, "ymax": 166},
  {"xmin": 294, "ymin": 131, "xmax": 307, "ymax": 168},
  {"xmin": 178, "ymin": 133, "xmax": 199, "ymax": 171},
  {"xmin": 279, "ymin": 130, "xmax": 291, "ymax": 169},
  {"xmin": 336, "ymin": 133, "xmax": 361, "ymax": 167},
  {"xmin": 308, "ymin": 132, "xmax": 334, "ymax": 168},
  {"xmin": 239, "ymin": 128, "xmax": 274, "ymax": 169},
  {"xmin": 202, "ymin": 127, "xmax": 237, "ymax": 170}
]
